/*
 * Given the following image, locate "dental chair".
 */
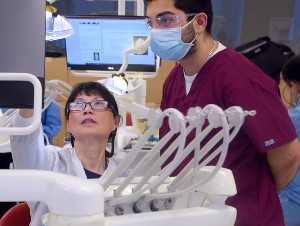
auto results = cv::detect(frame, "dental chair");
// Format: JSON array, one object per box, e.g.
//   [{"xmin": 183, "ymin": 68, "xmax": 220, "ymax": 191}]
[
  {"xmin": 0, "ymin": 101, "xmax": 255, "ymax": 226},
  {"xmin": 0, "ymin": 73, "xmax": 256, "ymax": 226},
  {"xmin": 0, "ymin": 203, "xmax": 30, "ymax": 226}
]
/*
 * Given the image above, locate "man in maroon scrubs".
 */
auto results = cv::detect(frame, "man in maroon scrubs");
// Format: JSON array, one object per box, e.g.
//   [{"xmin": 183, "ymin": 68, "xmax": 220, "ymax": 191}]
[{"xmin": 144, "ymin": 0, "xmax": 300, "ymax": 225}]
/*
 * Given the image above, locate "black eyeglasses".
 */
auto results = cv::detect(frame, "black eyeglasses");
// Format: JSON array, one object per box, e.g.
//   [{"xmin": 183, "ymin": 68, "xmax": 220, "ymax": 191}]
[{"xmin": 68, "ymin": 100, "xmax": 112, "ymax": 112}]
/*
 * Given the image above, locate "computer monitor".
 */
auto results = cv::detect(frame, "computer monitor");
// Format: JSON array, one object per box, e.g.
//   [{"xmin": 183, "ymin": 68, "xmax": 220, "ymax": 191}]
[
  {"xmin": 65, "ymin": 15, "xmax": 158, "ymax": 78},
  {"xmin": 0, "ymin": 0, "xmax": 45, "ymax": 108}
]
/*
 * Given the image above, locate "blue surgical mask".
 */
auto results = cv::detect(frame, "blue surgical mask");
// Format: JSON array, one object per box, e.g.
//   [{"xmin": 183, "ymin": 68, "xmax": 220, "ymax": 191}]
[{"xmin": 150, "ymin": 19, "xmax": 197, "ymax": 60}]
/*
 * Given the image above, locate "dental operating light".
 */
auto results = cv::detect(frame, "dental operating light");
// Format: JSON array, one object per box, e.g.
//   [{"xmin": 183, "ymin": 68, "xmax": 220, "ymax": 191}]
[
  {"xmin": 45, "ymin": 0, "xmax": 74, "ymax": 41},
  {"xmin": 103, "ymin": 73, "xmax": 129, "ymax": 95}
]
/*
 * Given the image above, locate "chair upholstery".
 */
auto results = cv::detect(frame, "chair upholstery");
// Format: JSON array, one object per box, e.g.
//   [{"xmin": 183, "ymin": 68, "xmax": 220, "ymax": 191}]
[{"xmin": 0, "ymin": 202, "xmax": 30, "ymax": 226}]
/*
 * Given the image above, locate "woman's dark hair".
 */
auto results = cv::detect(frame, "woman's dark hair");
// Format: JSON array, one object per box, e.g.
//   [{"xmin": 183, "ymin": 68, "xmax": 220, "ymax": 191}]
[
  {"xmin": 143, "ymin": 0, "xmax": 213, "ymax": 35},
  {"xmin": 65, "ymin": 82, "xmax": 120, "ymax": 158},
  {"xmin": 282, "ymin": 54, "xmax": 300, "ymax": 84}
]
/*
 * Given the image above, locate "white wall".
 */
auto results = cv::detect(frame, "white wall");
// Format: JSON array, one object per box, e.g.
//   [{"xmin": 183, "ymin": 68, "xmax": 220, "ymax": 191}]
[{"xmin": 240, "ymin": 0, "xmax": 295, "ymax": 45}]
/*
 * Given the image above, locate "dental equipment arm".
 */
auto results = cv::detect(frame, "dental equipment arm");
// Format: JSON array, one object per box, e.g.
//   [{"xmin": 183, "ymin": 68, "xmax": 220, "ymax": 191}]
[
  {"xmin": 46, "ymin": 79, "xmax": 72, "ymax": 107},
  {"xmin": 103, "ymin": 37, "xmax": 151, "ymax": 95},
  {"xmin": 119, "ymin": 37, "xmax": 151, "ymax": 74},
  {"xmin": 102, "ymin": 103, "xmax": 255, "ymax": 220}
]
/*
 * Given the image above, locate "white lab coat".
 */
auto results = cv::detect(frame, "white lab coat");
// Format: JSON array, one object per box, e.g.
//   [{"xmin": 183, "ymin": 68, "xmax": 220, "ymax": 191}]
[{"xmin": 10, "ymin": 112, "xmax": 125, "ymax": 226}]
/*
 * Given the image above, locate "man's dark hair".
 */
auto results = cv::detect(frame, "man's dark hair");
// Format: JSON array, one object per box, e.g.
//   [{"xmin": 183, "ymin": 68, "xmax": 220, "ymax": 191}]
[{"xmin": 143, "ymin": 0, "xmax": 213, "ymax": 34}]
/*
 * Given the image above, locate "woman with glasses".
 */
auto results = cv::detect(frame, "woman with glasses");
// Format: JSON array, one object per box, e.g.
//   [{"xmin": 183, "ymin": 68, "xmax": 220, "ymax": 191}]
[
  {"xmin": 9, "ymin": 81, "xmax": 122, "ymax": 226},
  {"xmin": 144, "ymin": 0, "xmax": 300, "ymax": 226}
]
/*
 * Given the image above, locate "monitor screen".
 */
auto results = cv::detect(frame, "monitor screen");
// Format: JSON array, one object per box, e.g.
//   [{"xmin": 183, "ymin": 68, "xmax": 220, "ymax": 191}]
[
  {"xmin": 0, "ymin": 0, "xmax": 45, "ymax": 108},
  {"xmin": 65, "ymin": 15, "xmax": 158, "ymax": 77}
]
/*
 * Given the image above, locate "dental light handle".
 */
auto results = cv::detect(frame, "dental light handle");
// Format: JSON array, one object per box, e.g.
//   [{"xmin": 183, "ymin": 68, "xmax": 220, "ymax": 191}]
[{"xmin": 0, "ymin": 73, "xmax": 42, "ymax": 135}]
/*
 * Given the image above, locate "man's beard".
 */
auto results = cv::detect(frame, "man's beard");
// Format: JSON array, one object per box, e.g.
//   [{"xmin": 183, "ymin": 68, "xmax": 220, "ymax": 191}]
[{"xmin": 181, "ymin": 23, "xmax": 197, "ymax": 58}]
